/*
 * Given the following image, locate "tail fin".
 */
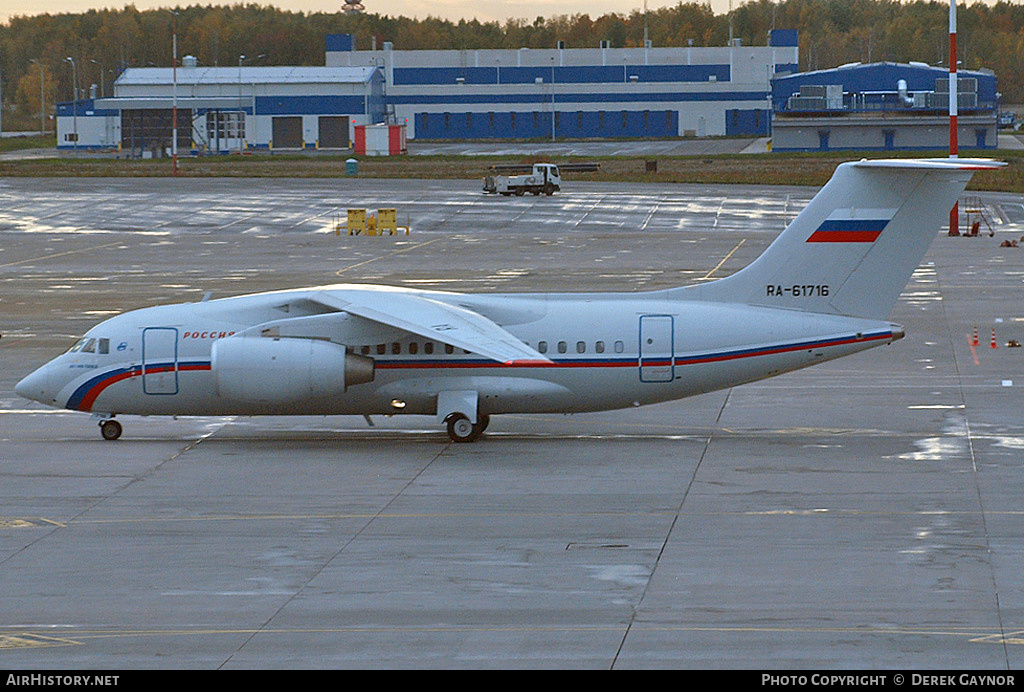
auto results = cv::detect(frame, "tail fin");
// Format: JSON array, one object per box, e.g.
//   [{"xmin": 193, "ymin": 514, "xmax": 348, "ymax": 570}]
[{"xmin": 682, "ymin": 158, "xmax": 1003, "ymax": 320}]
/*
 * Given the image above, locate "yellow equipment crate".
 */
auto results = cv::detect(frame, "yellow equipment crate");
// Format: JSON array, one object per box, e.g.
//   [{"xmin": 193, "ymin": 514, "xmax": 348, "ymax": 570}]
[
  {"xmin": 377, "ymin": 208, "xmax": 397, "ymax": 235},
  {"xmin": 347, "ymin": 208, "xmax": 378, "ymax": 235}
]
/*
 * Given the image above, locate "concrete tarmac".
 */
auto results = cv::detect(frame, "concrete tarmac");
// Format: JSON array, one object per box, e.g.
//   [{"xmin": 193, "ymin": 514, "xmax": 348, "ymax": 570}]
[{"xmin": 1, "ymin": 175, "xmax": 1023, "ymax": 669}]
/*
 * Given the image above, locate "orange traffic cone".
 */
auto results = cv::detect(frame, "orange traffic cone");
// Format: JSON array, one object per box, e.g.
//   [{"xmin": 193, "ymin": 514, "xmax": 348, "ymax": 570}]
[
  {"xmin": 972, "ymin": 327, "xmax": 979, "ymax": 346},
  {"xmin": 991, "ymin": 329, "xmax": 998, "ymax": 349}
]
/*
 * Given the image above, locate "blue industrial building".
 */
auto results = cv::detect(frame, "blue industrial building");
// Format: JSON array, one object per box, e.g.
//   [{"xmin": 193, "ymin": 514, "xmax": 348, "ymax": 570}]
[
  {"xmin": 771, "ymin": 61, "xmax": 998, "ymax": 152},
  {"xmin": 57, "ymin": 61, "xmax": 385, "ymax": 153},
  {"xmin": 56, "ymin": 31, "xmax": 801, "ymax": 150},
  {"xmin": 329, "ymin": 31, "xmax": 799, "ymax": 140}
]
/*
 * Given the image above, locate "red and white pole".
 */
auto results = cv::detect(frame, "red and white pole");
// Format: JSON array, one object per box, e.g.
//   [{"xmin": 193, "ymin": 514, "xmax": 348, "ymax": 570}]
[
  {"xmin": 172, "ymin": 10, "xmax": 179, "ymax": 176},
  {"xmin": 948, "ymin": 0, "xmax": 959, "ymax": 235}
]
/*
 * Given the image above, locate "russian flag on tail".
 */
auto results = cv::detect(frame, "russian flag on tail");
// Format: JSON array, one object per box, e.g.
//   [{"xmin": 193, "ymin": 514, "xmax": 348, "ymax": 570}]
[{"xmin": 806, "ymin": 208, "xmax": 896, "ymax": 243}]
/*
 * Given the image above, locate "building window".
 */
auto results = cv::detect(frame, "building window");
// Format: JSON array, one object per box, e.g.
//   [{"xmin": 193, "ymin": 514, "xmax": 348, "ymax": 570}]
[{"xmin": 206, "ymin": 111, "xmax": 245, "ymax": 141}]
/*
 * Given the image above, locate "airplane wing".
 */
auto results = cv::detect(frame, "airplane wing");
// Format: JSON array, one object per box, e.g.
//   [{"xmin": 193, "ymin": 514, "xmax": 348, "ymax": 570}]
[{"xmin": 311, "ymin": 289, "xmax": 552, "ymax": 366}]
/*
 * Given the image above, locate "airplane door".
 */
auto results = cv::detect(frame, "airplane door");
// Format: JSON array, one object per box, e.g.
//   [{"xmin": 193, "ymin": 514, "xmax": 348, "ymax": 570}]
[
  {"xmin": 639, "ymin": 315, "xmax": 674, "ymax": 383},
  {"xmin": 142, "ymin": 327, "xmax": 179, "ymax": 395}
]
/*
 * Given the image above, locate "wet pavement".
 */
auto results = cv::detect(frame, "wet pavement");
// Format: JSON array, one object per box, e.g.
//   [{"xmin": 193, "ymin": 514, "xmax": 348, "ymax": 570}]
[{"xmin": 1, "ymin": 176, "xmax": 1023, "ymax": 668}]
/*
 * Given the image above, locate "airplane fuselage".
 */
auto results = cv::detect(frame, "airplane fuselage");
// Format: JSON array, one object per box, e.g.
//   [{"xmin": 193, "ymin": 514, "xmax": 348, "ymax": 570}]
[{"xmin": 24, "ymin": 285, "xmax": 901, "ymax": 421}]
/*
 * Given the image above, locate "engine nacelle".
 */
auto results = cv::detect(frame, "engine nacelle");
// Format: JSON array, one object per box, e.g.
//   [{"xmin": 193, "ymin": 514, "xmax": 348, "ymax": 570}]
[{"xmin": 211, "ymin": 337, "xmax": 374, "ymax": 404}]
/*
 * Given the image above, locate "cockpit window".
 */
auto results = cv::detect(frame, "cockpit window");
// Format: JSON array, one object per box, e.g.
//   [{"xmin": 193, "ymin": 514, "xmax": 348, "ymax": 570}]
[{"xmin": 67, "ymin": 337, "xmax": 109, "ymax": 354}]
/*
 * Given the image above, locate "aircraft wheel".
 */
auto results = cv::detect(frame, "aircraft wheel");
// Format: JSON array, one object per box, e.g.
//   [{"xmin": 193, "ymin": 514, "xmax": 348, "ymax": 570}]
[
  {"xmin": 99, "ymin": 419, "xmax": 122, "ymax": 441},
  {"xmin": 446, "ymin": 414, "xmax": 482, "ymax": 443}
]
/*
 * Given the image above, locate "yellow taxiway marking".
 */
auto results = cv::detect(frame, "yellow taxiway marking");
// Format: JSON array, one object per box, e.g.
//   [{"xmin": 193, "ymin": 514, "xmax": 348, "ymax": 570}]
[
  {"xmin": 0, "ymin": 634, "xmax": 81, "ymax": 650},
  {"xmin": 700, "ymin": 239, "xmax": 746, "ymax": 280},
  {"xmin": 0, "ymin": 517, "xmax": 65, "ymax": 529},
  {"xmin": 0, "ymin": 240, "xmax": 126, "ymax": 269},
  {"xmin": 1, "ymin": 625, "xmax": 1019, "ymax": 645},
  {"xmin": 4, "ymin": 507, "xmax": 1024, "ymax": 531},
  {"xmin": 334, "ymin": 237, "xmax": 446, "ymax": 276}
]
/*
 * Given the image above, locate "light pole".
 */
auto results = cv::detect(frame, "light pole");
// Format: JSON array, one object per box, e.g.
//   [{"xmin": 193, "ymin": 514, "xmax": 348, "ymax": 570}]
[
  {"xmin": 550, "ymin": 57, "xmax": 556, "ymax": 142},
  {"xmin": 238, "ymin": 54, "xmax": 245, "ymax": 154},
  {"xmin": 65, "ymin": 57, "xmax": 77, "ymax": 153},
  {"xmin": 30, "ymin": 59, "xmax": 45, "ymax": 134},
  {"xmin": 89, "ymin": 59, "xmax": 105, "ymax": 97}
]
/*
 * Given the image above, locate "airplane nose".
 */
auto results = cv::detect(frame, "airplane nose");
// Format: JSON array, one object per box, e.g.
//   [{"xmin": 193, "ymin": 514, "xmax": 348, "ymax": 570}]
[{"xmin": 15, "ymin": 364, "xmax": 52, "ymax": 404}]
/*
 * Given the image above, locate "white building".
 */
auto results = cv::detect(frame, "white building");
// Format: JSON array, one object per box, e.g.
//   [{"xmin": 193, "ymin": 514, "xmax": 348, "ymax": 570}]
[
  {"xmin": 55, "ymin": 31, "xmax": 798, "ymax": 150},
  {"xmin": 57, "ymin": 59, "xmax": 385, "ymax": 154},
  {"xmin": 327, "ymin": 31, "xmax": 799, "ymax": 139}
]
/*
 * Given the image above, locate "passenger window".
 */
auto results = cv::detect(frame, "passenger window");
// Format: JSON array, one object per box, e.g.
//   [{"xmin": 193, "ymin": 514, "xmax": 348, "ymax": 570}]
[
  {"xmin": 424, "ymin": 342, "xmax": 434, "ymax": 354},
  {"xmin": 557, "ymin": 341, "xmax": 567, "ymax": 354},
  {"xmin": 98, "ymin": 338, "xmax": 110, "ymax": 355},
  {"xmin": 361, "ymin": 345, "xmax": 371, "ymax": 355},
  {"xmin": 376, "ymin": 344, "xmax": 386, "ymax": 355},
  {"xmin": 576, "ymin": 341, "xmax": 586, "ymax": 353},
  {"xmin": 614, "ymin": 340, "xmax": 624, "ymax": 353},
  {"xmin": 537, "ymin": 341, "xmax": 548, "ymax": 354},
  {"xmin": 445, "ymin": 344, "xmax": 454, "ymax": 355},
  {"xmin": 408, "ymin": 342, "xmax": 418, "ymax": 355},
  {"xmin": 391, "ymin": 343, "xmax": 401, "ymax": 355},
  {"xmin": 595, "ymin": 341, "xmax": 605, "ymax": 353}
]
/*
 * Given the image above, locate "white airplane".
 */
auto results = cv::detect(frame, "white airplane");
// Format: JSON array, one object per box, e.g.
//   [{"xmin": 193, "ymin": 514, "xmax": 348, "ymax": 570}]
[{"xmin": 16, "ymin": 158, "xmax": 1001, "ymax": 442}]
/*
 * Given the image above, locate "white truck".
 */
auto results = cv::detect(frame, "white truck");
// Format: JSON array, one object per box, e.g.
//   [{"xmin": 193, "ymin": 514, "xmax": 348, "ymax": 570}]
[{"xmin": 483, "ymin": 163, "xmax": 561, "ymax": 196}]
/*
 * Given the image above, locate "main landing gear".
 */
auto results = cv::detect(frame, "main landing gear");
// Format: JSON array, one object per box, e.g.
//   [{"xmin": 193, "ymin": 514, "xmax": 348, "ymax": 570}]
[
  {"xmin": 444, "ymin": 413, "xmax": 489, "ymax": 443},
  {"xmin": 99, "ymin": 418, "xmax": 122, "ymax": 441}
]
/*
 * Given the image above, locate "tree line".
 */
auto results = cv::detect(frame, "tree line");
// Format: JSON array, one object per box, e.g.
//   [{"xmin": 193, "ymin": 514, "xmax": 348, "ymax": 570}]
[{"xmin": 2, "ymin": 1, "xmax": 1023, "ymax": 131}]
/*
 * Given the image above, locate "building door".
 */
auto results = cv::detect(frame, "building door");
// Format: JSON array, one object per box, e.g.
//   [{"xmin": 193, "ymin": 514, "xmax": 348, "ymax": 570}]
[
  {"xmin": 318, "ymin": 116, "xmax": 349, "ymax": 148},
  {"xmin": 121, "ymin": 109, "xmax": 191, "ymax": 158},
  {"xmin": 142, "ymin": 327, "xmax": 178, "ymax": 395},
  {"xmin": 272, "ymin": 116, "xmax": 303, "ymax": 149},
  {"xmin": 639, "ymin": 315, "xmax": 674, "ymax": 383}
]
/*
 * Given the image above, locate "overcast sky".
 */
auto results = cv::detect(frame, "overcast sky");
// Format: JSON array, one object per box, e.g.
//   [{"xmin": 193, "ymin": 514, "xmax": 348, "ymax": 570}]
[{"xmin": 1, "ymin": 0, "xmax": 737, "ymax": 25}]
